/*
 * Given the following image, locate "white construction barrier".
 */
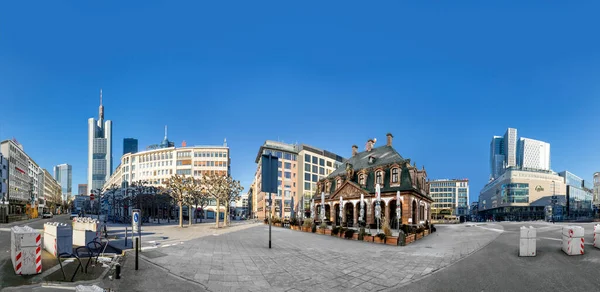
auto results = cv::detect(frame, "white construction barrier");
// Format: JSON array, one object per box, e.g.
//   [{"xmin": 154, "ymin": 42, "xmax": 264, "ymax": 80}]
[
  {"xmin": 519, "ymin": 226, "xmax": 537, "ymax": 256},
  {"xmin": 43, "ymin": 222, "xmax": 72, "ymax": 257},
  {"xmin": 562, "ymin": 226, "xmax": 585, "ymax": 255},
  {"xmin": 72, "ymin": 217, "xmax": 101, "ymax": 246},
  {"xmin": 10, "ymin": 226, "xmax": 42, "ymax": 275},
  {"xmin": 594, "ymin": 224, "xmax": 600, "ymax": 249},
  {"xmin": 73, "ymin": 229, "xmax": 97, "ymax": 246}
]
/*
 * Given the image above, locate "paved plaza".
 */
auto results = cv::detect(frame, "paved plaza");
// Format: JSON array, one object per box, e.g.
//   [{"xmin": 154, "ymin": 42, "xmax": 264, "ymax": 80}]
[{"xmin": 119, "ymin": 222, "xmax": 502, "ymax": 292}]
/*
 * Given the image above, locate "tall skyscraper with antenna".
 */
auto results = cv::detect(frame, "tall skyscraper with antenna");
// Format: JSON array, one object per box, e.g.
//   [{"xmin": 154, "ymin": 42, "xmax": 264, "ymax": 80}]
[{"xmin": 87, "ymin": 89, "xmax": 113, "ymax": 192}]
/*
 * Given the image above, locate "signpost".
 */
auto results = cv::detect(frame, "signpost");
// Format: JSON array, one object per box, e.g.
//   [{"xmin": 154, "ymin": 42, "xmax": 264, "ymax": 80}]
[
  {"xmin": 132, "ymin": 209, "xmax": 141, "ymax": 244},
  {"xmin": 261, "ymin": 153, "xmax": 278, "ymax": 249}
]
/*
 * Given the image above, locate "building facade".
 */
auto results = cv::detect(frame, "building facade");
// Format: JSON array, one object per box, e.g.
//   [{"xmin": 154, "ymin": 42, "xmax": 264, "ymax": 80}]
[
  {"xmin": 102, "ymin": 135, "xmax": 230, "ymax": 219},
  {"xmin": 123, "ymin": 138, "xmax": 138, "ymax": 155},
  {"xmin": 517, "ymin": 137, "xmax": 550, "ymax": 171},
  {"xmin": 0, "ymin": 153, "xmax": 8, "ymax": 220},
  {"xmin": 53, "ymin": 164, "xmax": 72, "ymax": 202},
  {"xmin": 429, "ymin": 179, "xmax": 469, "ymax": 219},
  {"xmin": 43, "ymin": 169, "xmax": 62, "ymax": 213},
  {"xmin": 78, "ymin": 184, "xmax": 88, "ymax": 196},
  {"xmin": 558, "ymin": 171, "xmax": 593, "ymax": 219},
  {"xmin": 312, "ymin": 134, "xmax": 433, "ymax": 228},
  {"xmin": 1, "ymin": 139, "xmax": 33, "ymax": 216},
  {"xmin": 88, "ymin": 89, "xmax": 113, "ymax": 191},
  {"xmin": 252, "ymin": 140, "xmax": 344, "ymax": 220}
]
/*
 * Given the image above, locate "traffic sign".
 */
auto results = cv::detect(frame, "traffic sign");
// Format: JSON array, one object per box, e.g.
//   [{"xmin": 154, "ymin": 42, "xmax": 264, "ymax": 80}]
[
  {"xmin": 90, "ymin": 193, "xmax": 95, "ymax": 201},
  {"xmin": 132, "ymin": 209, "xmax": 141, "ymax": 233}
]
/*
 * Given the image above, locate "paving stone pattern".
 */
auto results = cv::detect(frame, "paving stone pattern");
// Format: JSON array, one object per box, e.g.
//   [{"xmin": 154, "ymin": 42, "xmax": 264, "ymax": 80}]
[{"xmin": 146, "ymin": 223, "xmax": 503, "ymax": 292}]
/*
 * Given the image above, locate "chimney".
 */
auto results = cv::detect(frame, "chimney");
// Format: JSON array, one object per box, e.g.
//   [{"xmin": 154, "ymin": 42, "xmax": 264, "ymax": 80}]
[
  {"xmin": 366, "ymin": 139, "xmax": 374, "ymax": 152},
  {"xmin": 386, "ymin": 133, "xmax": 393, "ymax": 147},
  {"xmin": 352, "ymin": 145, "xmax": 358, "ymax": 156},
  {"xmin": 182, "ymin": 140, "xmax": 187, "ymax": 147}
]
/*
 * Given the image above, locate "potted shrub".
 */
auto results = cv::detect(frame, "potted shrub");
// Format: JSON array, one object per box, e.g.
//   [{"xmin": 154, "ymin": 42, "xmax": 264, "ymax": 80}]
[
  {"xmin": 302, "ymin": 218, "xmax": 313, "ymax": 232},
  {"xmin": 374, "ymin": 233, "xmax": 386, "ymax": 243},
  {"xmin": 363, "ymin": 233, "xmax": 374, "ymax": 242},
  {"xmin": 331, "ymin": 226, "xmax": 340, "ymax": 236},
  {"xmin": 317, "ymin": 222, "xmax": 327, "ymax": 234},
  {"xmin": 344, "ymin": 229, "xmax": 355, "ymax": 240},
  {"xmin": 381, "ymin": 216, "xmax": 398, "ymax": 246},
  {"xmin": 338, "ymin": 227, "xmax": 347, "ymax": 238}
]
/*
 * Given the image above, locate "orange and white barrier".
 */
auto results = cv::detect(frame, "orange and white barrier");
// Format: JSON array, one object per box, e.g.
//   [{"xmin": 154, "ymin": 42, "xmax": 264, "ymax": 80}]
[
  {"xmin": 43, "ymin": 222, "xmax": 72, "ymax": 257},
  {"xmin": 562, "ymin": 226, "xmax": 585, "ymax": 255},
  {"xmin": 519, "ymin": 226, "xmax": 536, "ymax": 257},
  {"xmin": 10, "ymin": 226, "xmax": 43, "ymax": 275}
]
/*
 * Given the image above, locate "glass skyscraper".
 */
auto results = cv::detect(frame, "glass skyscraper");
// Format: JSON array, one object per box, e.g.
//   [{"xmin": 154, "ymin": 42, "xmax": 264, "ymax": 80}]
[
  {"xmin": 123, "ymin": 138, "xmax": 138, "ymax": 155},
  {"xmin": 53, "ymin": 164, "xmax": 72, "ymax": 202},
  {"xmin": 87, "ymin": 89, "xmax": 113, "ymax": 191}
]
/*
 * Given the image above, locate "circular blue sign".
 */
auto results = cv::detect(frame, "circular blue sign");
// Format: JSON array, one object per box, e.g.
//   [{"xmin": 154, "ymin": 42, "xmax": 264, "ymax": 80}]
[{"xmin": 133, "ymin": 213, "xmax": 139, "ymax": 223}]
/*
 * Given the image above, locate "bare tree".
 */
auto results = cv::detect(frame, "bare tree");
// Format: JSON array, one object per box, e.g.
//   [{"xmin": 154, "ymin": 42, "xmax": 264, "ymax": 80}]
[
  {"xmin": 188, "ymin": 177, "xmax": 210, "ymax": 223},
  {"xmin": 222, "ymin": 177, "xmax": 244, "ymax": 226},
  {"xmin": 200, "ymin": 173, "xmax": 227, "ymax": 228},
  {"xmin": 164, "ymin": 174, "xmax": 193, "ymax": 228}
]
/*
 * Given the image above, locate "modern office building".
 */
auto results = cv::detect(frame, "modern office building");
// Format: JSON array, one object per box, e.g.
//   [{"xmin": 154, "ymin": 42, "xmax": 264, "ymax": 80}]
[
  {"xmin": 1, "ymin": 139, "xmax": 33, "ymax": 216},
  {"xmin": 469, "ymin": 201, "xmax": 479, "ymax": 221},
  {"xmin": 78, "ymin": 184, "xmax": 88, "ymax": 196},
  {"xmin": 489, "ymin": 128, "xmax": 551, "ymax": 181},
  {"xmin": 251, "ymin": 140, "xmax": 344, "ymax": 220},
  {"xmin": 558, "ymin": 171, "xmax": 593, "ymax": 219},
  {"xmin": 123, "ymin": 138, "xmax": 138, "ymax": 156},
  {"xmin": 88, "ymin": 89, "xmax": 113, "ymax": 192},
  {"xmin": 429, "ymin": 178, "xmax": 469, "ymax": 219},
  {"xmin": 53, "ymin": 164, "xmax": 72, "ymax": 202},
  {"xmin": 29, "ymin": 159, "xmax": 45, "ymax": 215},
  {"xmin": 517, "ymin": 137, "xmax": 551, "ymax": 171},
  {"xmin": 43, "ymin": 169, "xmax": 62, "ymax": 213},
  {"xmin": 102, "ymin": 133, "xmax": 230, "ymax": 219}
]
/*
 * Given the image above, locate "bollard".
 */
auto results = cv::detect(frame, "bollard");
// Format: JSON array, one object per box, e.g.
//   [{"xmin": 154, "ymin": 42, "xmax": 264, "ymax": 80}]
[
  {"xmin": 562, "ymin": 226, "xmax": 585, "ymax": 255},
  {"xmin": 115, "ymin": 263, "xmax": 121, "ymax": 279},
  {"xmin": 135, "ymin": 238, "xmax": 139, "ymax": 270},
  {"xmin": 519, "ymin": 226, "xmax": 536, "ymax": 256}
]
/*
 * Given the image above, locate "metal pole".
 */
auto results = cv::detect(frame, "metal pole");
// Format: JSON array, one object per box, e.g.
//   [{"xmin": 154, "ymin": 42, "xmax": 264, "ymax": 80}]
[
  {"xmin": 269, "ymin": 191, "xmax": 272, "ymax": 249},
  {"xmin": 135, "ymin": 237, "xmax": 139, "ymax": 270},
  {"xmin": 125, "ymin": 227, "xmax": 128, "ymax": 247}
]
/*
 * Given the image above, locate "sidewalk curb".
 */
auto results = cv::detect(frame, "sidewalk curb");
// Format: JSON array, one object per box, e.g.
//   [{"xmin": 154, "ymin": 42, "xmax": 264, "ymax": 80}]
[{"xmin": 386, "ymin": 224, "xmax": 505, "ymax": 291}]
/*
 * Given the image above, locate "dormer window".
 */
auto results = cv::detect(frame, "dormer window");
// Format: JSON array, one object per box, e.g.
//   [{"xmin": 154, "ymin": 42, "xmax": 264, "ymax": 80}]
[
  {"xmin": 359, "ymin": 174, "xmax": 366, "ymax": 186},
  {"xmin": 376, "ymin": 171, "xmax": 382, "ymax": 185},
  {"xmin": 391, "ymin": 168, "xmax": 399, "ymax": 183},
  {"xmin": 369, "ymin": 156, "xmax": 376, "ymax": 164}
]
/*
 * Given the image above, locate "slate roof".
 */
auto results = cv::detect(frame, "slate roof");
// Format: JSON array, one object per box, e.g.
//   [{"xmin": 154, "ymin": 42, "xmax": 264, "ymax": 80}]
[{"xmin": 329, "ymin": 145, "xmax": 404, "ymax": 177}]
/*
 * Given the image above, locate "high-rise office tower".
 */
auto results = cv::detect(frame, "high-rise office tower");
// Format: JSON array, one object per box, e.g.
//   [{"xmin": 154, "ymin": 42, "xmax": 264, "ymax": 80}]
[
  {"xmin": 489, "ymin": 136, "xmax": 505, "ymax": 180},
  {"xmin": 503, "ymin": 128, "xmax": 517, "ymax": 168},
  {"xmin": 123, "ymin": 138, "xmax": 138, "ymax": 155},
  {"xmin": 87, "ymin": 89, "xmax": 113, "ymax": 192},
  {"xmin": 516, "ymin": 137, "xmax": 550, "ymax": 171},
  {"xmin": 53, "ymin": 164, "xmax": 72, "ymax": 202}
]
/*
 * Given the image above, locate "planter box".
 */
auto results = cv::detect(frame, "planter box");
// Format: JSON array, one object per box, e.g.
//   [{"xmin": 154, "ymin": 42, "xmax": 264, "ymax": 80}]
[
  {"xmin": 406, "ymin": 234, "xmax": 416, "ymax": 244},
  {"xmin": 324, "ymin": 229, "xmax": 332, "ymax": 235},
  {"xmin": 352, "ymin": 233, "xmax": 359, "ymax": 240},
  {"xmin": 416, "ymin": 233, "xmax": 423, "ymax": 240},
  {"xmin": 291, "ymin": 226, "xmax": 300, "ymax": 231},
  {"xmin": 385, "ymin": 236, "xmax": 399, "ymax": 246},
  {"xmin": 424, "ymin": 230, "xmax": 429, "ymax": 236},
  {"xmin": 317, "ymin": 228, "xmax": 325, "ymax": 234},
  {"xmin": 302, "ymin": 227, "xmax": 311, "ymax": 232},
  {"xmin": 363, "ymin": 235, "xmax": 374, "ymax": 242},
  {"xmin": 374, "ymin": 236, "xmax": 385, "ymax": 244}
]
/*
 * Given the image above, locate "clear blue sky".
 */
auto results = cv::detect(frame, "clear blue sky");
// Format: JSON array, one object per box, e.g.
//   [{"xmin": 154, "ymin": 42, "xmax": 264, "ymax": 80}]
[{"xmin": 2, "ymin": 1, "xmax": 600, "ymax": 203}]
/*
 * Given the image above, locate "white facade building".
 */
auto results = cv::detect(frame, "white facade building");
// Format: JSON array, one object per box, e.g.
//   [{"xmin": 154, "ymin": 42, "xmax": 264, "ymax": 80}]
[
  {"xmin": 1, "ymin": 139, "xmax": 33, "ymax": 215},
  {"xmin": 103, "ymin": 137, "xmax": 230, "ymax": 219},
  {"xmin": 0, "ymin": 153, "xmax": 8, "ymax": 219},
  {"xmin": 88, "ymin": 89, "xmax": 113, "ymax": 192},
  {"xmin": 429, "ymin": 179, "xmax": 470, "ymax": 219},
  {"xmin": 517, "ymin": 137, "xmax": 550, "ymax": 171},
  {"xmin": 43, "ymin": 169, "xmax": 62, "ymax": 212},
  {"xmin": 28, "ymin": 159, "xmax": 44, "ymax": 213},
  {"xmin": 504, "ymin": 128, "xmax": 517, "ymax": 168}
]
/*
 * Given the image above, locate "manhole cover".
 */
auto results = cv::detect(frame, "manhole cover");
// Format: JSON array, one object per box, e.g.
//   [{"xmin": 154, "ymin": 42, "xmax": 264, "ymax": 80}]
[{"xmin": 142, "ymin": 250, "xmax": 168, "ymax": 259}]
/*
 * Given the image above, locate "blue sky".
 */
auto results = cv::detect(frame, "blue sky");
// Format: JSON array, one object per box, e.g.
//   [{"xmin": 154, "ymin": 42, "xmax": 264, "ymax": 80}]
[{"xmin": 1, "ymin": 1, "xmax": 600, "ymax": 203}]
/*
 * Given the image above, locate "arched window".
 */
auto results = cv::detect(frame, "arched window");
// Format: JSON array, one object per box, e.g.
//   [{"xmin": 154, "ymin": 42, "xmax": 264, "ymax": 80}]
[
  {"xmin": 376, "ymin": 171, "xmax": 382, "ymax": 185},
  {"xmin": 391, "ymin": 168, "xmax": 399, "ymax": 183},
  {"xmin": 359, "ymin": 174, "xmax": 366, "ymax": 186}
]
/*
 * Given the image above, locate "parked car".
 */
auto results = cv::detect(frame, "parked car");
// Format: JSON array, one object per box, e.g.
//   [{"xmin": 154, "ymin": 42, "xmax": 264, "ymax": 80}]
[{"xmin": 42, "ymin": 212, "xmax": 53, "ymax": 218}]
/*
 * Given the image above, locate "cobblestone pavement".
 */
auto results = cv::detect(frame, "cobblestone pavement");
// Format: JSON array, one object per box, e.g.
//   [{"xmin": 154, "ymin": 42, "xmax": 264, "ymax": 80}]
[{"xmin": 144, "ymin": 223, "xmax": 503, "ymax": 292}]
